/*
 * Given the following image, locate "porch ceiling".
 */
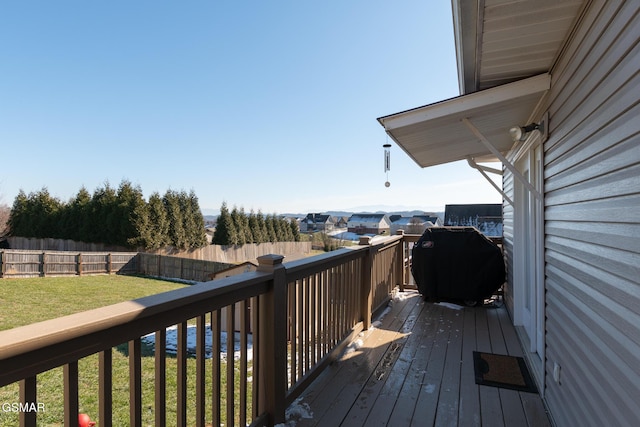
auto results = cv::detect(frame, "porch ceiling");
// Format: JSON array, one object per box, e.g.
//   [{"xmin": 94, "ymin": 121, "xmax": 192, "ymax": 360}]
[
  {"xmin": 377, "ymin": 0, "xmax": 586, "ymax": 169},
  {"xmin": 453, "ymin": 0, "xmax": 585, "ymax": 93},
  {"xmin": 376, "ymin": 73, "xmax": 550, "ymax": 168}
]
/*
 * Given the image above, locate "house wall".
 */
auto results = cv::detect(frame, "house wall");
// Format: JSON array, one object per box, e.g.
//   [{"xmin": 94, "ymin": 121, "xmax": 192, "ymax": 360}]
[
  {"xmin": 502, "ymin": 171, "xmax": 515, "ymax": 314},
  {"xmin": 503, "ymin": 1, "xmax": 640, "ymax": 425}
]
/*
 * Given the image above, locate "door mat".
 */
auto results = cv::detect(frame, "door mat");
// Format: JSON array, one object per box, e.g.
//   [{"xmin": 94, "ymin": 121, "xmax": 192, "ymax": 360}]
[{"xmin": 473, "ymin": 351, "xmax": 538, "ymax": 393}]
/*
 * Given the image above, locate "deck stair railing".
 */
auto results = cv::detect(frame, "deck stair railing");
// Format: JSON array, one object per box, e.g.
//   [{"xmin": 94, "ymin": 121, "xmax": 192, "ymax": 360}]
[{"xmin": 0, "ymin": 233, "xmax": 409, "ymax": 427}]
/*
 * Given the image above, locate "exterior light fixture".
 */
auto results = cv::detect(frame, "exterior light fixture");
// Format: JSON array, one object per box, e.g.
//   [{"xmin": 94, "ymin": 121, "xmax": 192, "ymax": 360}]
[{"xmin": 509, "ymin": 122, "xmax": 542, "ymax": 142}]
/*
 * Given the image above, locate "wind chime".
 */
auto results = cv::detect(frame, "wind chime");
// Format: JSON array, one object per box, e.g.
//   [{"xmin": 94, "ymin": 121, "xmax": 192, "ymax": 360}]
[{"xmin": 383, "ymin": 143, "xmax": 391, "ymax": 187}]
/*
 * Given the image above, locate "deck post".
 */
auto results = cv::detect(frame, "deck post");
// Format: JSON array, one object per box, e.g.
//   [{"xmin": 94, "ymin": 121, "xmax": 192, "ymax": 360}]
[
  {"xmin": 396, "ymin": 230, "xmax": 406, "ymax": 292},
  {"xmin": 256, "ymin": 254, "xmax": 287, "ymax": 426},
  {"xmin": 359, "ymin": 236, "xmax": 373, "ymax": 330}
]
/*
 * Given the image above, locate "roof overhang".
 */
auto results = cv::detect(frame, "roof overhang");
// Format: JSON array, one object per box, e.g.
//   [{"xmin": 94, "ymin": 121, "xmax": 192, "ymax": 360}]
[{"xmin": 377, "ymin": 73, "xmax": 550, "ymax": 168}]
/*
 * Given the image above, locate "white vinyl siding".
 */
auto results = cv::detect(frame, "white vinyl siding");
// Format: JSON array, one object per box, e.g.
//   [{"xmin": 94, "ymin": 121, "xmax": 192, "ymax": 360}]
[{"xmin": 540, "ymin": 1, "xmax": 639, "ymax": 426}]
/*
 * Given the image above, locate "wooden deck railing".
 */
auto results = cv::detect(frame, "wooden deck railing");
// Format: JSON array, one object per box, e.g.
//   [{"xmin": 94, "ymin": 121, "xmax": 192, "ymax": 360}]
[{"xmin": 0, "ymin": 234, "xmax": 408, "ymax": 427}]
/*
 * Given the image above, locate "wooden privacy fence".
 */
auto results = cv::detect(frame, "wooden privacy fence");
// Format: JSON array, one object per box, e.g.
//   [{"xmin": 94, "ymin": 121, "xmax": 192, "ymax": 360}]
[
  {"xmin": 0, "ymin": 250, "xmax": 138, "ymax": 278},
  {"xmin": 0, "ymin": 234, "xmax": 407, "ymax": 427},
  {"xmin": 137, "ymin": 253, "xmax": 235, "ymax": 282}
]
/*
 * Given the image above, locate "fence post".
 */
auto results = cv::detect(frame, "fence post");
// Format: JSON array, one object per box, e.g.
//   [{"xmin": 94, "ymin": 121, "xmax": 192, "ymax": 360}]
[
  {"xmin": 107, "ymin": 253, "xmax": 113, "ymax": 274},
  {"xmin": 359, "ymin": 236, "xmax": 373, "ymax": 330},
  {"xmin": 0, "ymin": 251, "xmax": 4, "ymax": 278},
  {"xmin": 78, "ymin": 253, "xmax": 83, "ymax": 276},
  {"xmin": 41, "ymin": 252, "xmax": 47, "ymax": 277},
  {"xmin": 256, "ymin": 254, "xmax": 287, "ymax": 426}
]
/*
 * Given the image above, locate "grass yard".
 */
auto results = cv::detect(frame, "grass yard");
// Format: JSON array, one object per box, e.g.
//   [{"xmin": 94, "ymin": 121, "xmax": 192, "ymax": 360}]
[
  {"xmin": 0, "ymin": 274, "xmax": 188, "ymax": 331},
  {"xmin": 0, "ymin": 275, "xmax": 252, "ymax": 426}
]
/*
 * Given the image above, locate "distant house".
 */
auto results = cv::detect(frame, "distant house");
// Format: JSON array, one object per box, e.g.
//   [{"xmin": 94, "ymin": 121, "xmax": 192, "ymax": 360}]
[
  {"xmin": 334, "ymin": 216, "xmax": 349, "ymax": 229},
  {"xmin": 444, "ymin": 204, "xmax": 502, "ymax": 237},
  {"xmin": 390, "ymin": 215, "xmax": 442, "ymax": 235},
  {"xmin": 347, "ymin": 214, "xmax": 391, "ymax": 235},
  {"xmin": 299, "ymin": 213, "xmax": 335, "ymax": 233}
]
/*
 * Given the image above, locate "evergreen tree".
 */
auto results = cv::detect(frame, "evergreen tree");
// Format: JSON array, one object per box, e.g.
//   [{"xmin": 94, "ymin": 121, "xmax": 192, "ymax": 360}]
[
  {"xmin": 29, "ymin": 188, "xmax": 63, "ymax": 238},
  {"xmin": 289, "ymin": 218, "xmax": 301, "ymax": 242},
  {"xmin": 239, "ymin": 207, "xmax": 253, "ymax": 243},
  {"xmin": 230, "ymin": 206, "xmax": 246, "ymax": 245},
  {"xmin": 183, "ymin": 190, "xmax": 207, "ymax": 249},
  {"xmin": 163, "ymin": 190, "xmax": 188, "ymax": 250},
  {"xmin": 212, "ymin": 202, "xmax": 237, "ymax": 245},
  {"xmin": 66, "ymin": 187, "xmax": 92, "ymax": 242},
  {"xmin": 248, "ymin": 210, "xmax": 265, "ymax": 243},
  {"xmin": 273, "ymin": 214, "xmax": 286, "ymax": 241},
  {"xmin": 7, "ymin": 190, "xmax": 29, "ymax": 237},
  {"xmin": 265, "ymin": 214, "xmax": 277, "ymax": 242},
  {"xmin": 257, "ymin": 211, "xmax": 269, "ymax": 243},
  {"xmin": 115, "ymin": 180, "xmax": 146, "ymax": 247},
  {"xmin": 279, "ymin": 216, "xmax": 294, "ymax": 241},
  {"xmin": 90, "ymin": 183, "xmax": 118, "ymax": 244},
  {"xmin": 145, "ymin": 192, "xmax": 171, "ymax": 249}
]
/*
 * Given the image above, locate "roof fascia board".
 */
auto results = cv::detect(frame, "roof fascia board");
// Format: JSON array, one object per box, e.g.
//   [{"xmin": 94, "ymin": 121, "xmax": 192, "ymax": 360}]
[
  {"xmin": 378, "ymin": 73, "xmax": 550, "ymax": 131},
  {"xmin": 451, "ymin": 0, "xmax": 482, "ymax": 94}
]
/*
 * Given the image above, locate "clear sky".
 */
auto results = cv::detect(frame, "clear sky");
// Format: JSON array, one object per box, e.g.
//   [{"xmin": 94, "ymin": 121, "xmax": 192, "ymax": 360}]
[{"xmin": 0, "ymin": 1, "xmax": 502, "ymax": 215}]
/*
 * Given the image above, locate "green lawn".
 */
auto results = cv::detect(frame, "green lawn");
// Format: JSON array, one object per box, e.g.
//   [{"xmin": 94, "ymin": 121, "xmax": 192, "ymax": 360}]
[
  {"xmin": 0, "ymin": 274, "xmax": 188, "ymax": 331},
  {"xmin": 0, "ymin": 275, "xmax": 251, "ymax": 426}
]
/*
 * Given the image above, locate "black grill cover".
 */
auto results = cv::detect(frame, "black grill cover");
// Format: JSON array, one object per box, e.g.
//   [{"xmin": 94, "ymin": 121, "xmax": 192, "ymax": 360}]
[{"xmin": 411, "ymin": 227, "xmax": 505, "ymax": 301}]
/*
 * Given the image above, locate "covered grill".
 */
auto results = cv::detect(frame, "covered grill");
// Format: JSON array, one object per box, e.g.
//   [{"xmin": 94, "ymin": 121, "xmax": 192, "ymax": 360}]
[{"xmin": 411, "ymin": 227, "xmax": 505, "ymax": 304}]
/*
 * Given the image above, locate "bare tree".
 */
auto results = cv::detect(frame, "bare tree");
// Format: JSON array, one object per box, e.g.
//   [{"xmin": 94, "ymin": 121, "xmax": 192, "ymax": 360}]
[{"xmin": 0, "ymin": 198, "xmax": 10, "ymax": 237}]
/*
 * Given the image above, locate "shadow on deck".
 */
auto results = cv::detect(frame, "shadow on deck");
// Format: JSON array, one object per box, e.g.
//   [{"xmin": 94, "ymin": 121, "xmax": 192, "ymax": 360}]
[{"xmin": 286, "ymin": 290, "xmax": 550, "ymax": 427}]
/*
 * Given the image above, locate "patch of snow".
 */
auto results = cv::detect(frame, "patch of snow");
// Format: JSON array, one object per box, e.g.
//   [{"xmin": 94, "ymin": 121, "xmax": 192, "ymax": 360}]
[
  {"xmin": 393, "ymin": 291, "xmax": 413, "ymax": 302},
  {"xmin": 435, "ymin": 302, "xmax": 464, "ymax": 310},
  {"xmin": 424, "ymin": 383, "xmax": 437, "ymax": 394},
  {"xmin": 141, "ymin": 324, "xmax": 253, "ymax": 361},
  {"xmin": 344, "ymin": 339, "xmax": 364, "ymax": 355},
  {"xmin": 370, "ymin": 320, "xmax": 383, "ymax": 330},
  {"xmin": 283, "ymin": 397, "xmax": 314, "ymax": 426}
]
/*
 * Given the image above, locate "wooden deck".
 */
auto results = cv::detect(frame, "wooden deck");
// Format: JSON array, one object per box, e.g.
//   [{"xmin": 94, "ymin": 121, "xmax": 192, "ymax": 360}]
[{"xmin": 287, "ymin": 290, "xmax": 551, "ymax": 427}]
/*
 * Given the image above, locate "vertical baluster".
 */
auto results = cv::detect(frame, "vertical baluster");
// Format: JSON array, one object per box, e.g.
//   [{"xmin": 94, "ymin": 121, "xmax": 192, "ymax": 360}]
[
  {"xmin": 211, "ymin": 311, "xmax": 221, "ymax": 426},
  {"xmin": 63, "ymin": 362, "xmax": 79, "ymax": 427},
  {"xmin": 289, "ymin": 280, "xmax": 297, "ymax": 387},
  {"xmin": 196, "ymin": 315, "xmax": 206, "ymax": 427},
  {"xmin": 19, "ymin": 376, "xmax": 36, "ymax": 427},
  {"xmin": 129, "ymin": 339, "xmax": 142, "ymax": 427},
  {"xmin": 348, "ymin": 260, "xmax": 355, "ymax": 326},
  {"xmin": 239, "ymin": 299, "xmax": 248, "ymax": 427},
  {"xmin": 99, "ymin": 349, "xmax": 113, "ymax": 427},
  {"xmin": 297, "ymin": 278, "xmax": 304, "ymax": 379},
  {"xmin": 250, "ymin": 297, "xmax": 259, "ymax": 420},
  {"xmin": 331, "ymin": 267, "xmax": 338, "ymax": 347},
  {"xmin": 304, "ymin": 275, "xmax": 311, "ymax": 373},
  {"xmin": 310, "ymin": 273, "xmax": 317, "ymax": 366},
  {"xmin": 155, "ymin": 329, "xmax": 166, "ymax": 427},
  {"xmin": 335, "ymin": 264, "xmax": 345, "ymax": 341},
  {"xmin": 323, "ymin": 269, "xmax": 330, "ymax": 354},
  {"xmin": 177, "ymin": 322, "xmax": 187, "ymax": 427},
  {"xmin": 226, "ymin": 303, "xmax": 235, "ymax": 427}
]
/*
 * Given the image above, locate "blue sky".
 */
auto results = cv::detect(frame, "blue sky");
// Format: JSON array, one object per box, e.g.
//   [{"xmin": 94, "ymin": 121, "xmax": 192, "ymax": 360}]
[{"xmin": 0, "ymin": 1, "xmax": 501, "ymax": 215}]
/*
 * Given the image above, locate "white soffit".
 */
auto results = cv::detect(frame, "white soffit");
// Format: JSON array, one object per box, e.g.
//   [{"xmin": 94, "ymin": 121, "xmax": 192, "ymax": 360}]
[{"xmin": 377, "ymin": 73, "xmax": 550, "ymax": 168}]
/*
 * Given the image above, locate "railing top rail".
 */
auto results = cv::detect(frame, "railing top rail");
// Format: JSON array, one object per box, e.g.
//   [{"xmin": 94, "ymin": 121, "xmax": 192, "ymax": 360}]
[
  {"xmin": 284, "ymin": 246, "xmax": 366, "ymax": 278},
  {"xmin": 0, "ymin": 270, "xmax": 272, "ymax": 386},
  {"xmin": 0, "ymin": 249, "xmax": 139, "ymax": 255},
  {"xmin": 283, "ymin": 234, "xmax": 404, "ymax": 280}
]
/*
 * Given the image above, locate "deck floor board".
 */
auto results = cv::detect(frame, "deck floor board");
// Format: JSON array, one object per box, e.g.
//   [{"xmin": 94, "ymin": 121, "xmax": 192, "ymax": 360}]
[{"xmin": 288, "ymin": 290, "xmax": 551, "ymax": 427}]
